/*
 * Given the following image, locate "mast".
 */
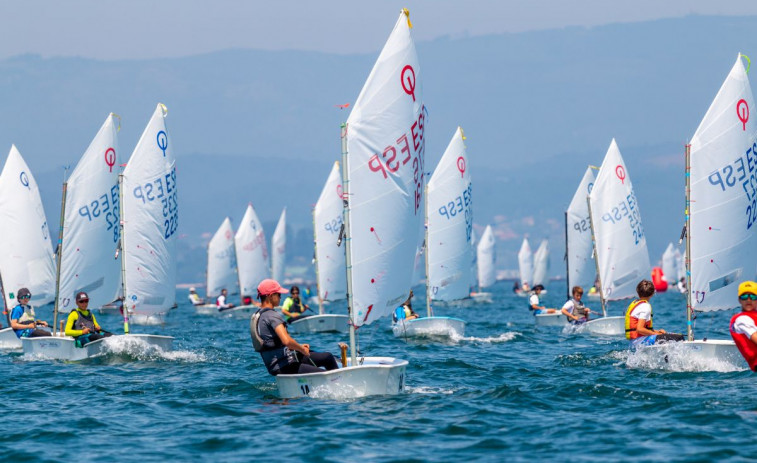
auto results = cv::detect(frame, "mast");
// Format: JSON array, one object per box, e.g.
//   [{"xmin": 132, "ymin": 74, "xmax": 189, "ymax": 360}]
[
  {"xmin": 312, "ymin": 206, "xmax": 324, "ymax": 315},
  {"xmin": 564, "ymin": 211, "xmax": 570, "ymax": 301},
  {"xmin": 118, "ymin": 172, "xmax": 130, "ymax": 335},
  {"xmin": 52, "ymin": 170, "xmax": 68, "ymax": 336},
  {"xmin": 684, "ymin": 143, "xmax": 693, "ymax": 341},
  {"xmin": 341, "ymin": 123, "xmax": 357, "ymax": 366},
  {"xmin": 587, "ymin": 197, "xmax": 607, "ymax": 317},
  {"xmin": 424, "ymin": 184, "xmax": 431, "ymax": 317}
]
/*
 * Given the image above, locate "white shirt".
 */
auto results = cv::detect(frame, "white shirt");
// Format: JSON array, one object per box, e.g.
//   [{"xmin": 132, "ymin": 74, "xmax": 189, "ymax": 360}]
[
  {"xmin": 216, "ymin": 294, "xmax": 231, "ymax": 308},
  {"xmin": 732, "ymin": 314, "xmax": 757, "ymax": 337},
  {"xmin": 630, "ymin": 301, "xmax": 652, "ymax": 321},
  {"xmin": 529, "ymin": 294, "xmax": 539, "ymax": 307}
]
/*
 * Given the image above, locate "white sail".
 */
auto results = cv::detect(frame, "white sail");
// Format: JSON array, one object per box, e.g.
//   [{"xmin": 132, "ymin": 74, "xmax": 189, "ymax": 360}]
[
  {"xmin": 477, "ymin": 225, "xmax": 496, "ymax": 289},
  {"xmin": 235, "ymin": 203, "xmax": 269, "ymax": 298},
  {"xmin": 675, "ymin": 248, "xmax": 686, "ymax": 281},
  {"xmin": 122, "ymin": 103, "xmax": 177, "ymax": 317},
  {"xmin": 566, "ymin": 167, "xmax": 597, "ymax": 290},
  {"xmin": 689, "ymin": 54, "xmax": 757, "ymax": 311},
  {"xmin": 58, "ymin": 114, "xmax": 121, "ymax": 312},
  {"xmin": 427, "ymin": 127, "xmax": 473, "ymax": 301},
  {"xmin": 588, "ymin": 139, "xmax": 650, "ymax": 301},
  {"xmin": 0, "ymin": 145, "xmax": 56, "ymax": 306},
  {"xmin": 313, "ymin": 162, "xmax": 346, "ymax": 302},
  {"xmin": 532, "ymin": 240, "xmax": 550, "ymax": 286},
  {"xmin": 206, "ymin": 217, "xmax": 238, "ymax": 299},
  {"xmin": 469, "ymin": 227, "xmax": 478, "ymax": 289},
  {"xmin": 661, "ymin": 242, "xmax": 677, "ymax": 284},
  {"xmin": 344, "ymin": 11, "xmax": 425, "ymax": 327},
  {"xmin": 517, "ymin": 238, "xmax": 533, "ymax": 286},
  {"xmin": 271, "ymin": 208, "xmax": 286, "ymax": 283}
]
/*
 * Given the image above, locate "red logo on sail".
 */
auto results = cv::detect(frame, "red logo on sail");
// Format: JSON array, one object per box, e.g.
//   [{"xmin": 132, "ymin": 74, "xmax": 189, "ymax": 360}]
[
  {"xmin": 615, "ymin": 165, "xmax": 626, "ymax": 184},
  {"xmin": 401, "ymin": 65, "xmax": 416, "ymax": 101},
  {"xmin": 456, "ymin": 157, "xmax": 466, "ymax": 178},
  {"xmin": 737, "ymin": 99, "xmax": 749, "ymax": 131},
  {"xmin": 104, "ymin": 148, "xmax": 116, "ymax": 173}
]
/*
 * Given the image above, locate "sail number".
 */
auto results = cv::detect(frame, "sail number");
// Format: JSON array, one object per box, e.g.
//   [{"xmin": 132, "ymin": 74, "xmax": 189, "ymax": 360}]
[
  {"xmin": 131, "ymin": 167, "xmax": 179, "ymax": 239},
  {"xmin": 573, "ymin": 216, "xmax": 591, "ymax": 234},
  {"xmin": 600, "ymin": 192, "xmax": 644, "ymax": 245},
  {"xmin": 707, "ymin": 141, "xmax": 757, "ymax": 229},
  {"xmin": 323, "ymin": 214, "xmax": 343, "ymax": 234},
  {"xmin": 437, "ymin": 183, "xmax": 473, "ymax": 241},
  {"xmin": 366, "ymin": 105, "xmax": 427, "ymax": 214},
  {"xmin": 78, "ymin": 183, "xmax": 120, "ymax": 243}
]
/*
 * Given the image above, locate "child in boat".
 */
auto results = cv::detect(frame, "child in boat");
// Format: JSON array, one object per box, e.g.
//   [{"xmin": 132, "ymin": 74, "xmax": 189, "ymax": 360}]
[
  {"xmin": 281, "ymin": 285, "xmax": 310, "ymax": 323},
  {"xmin": 625, "ymin": 280, "xmax": 683, "ymax": 346},
  {"xmin": 10, "ymin": 288, "xmax": 51, "ymax": 338},
  {"xmin": 529, "ymin": 285, "xmax": 556, "ymax": 314},
  {"xmin": 729, "ymin": 281, "xmax": 757, "ymax": 371},
  {"xmin": 65, "ymin": 291, "xmax": 113, "ymax": 347},
  {"xmin": 187, "ymin": 287, "xmax": 205, "ymax": 306},
  {"xmin": 393, "ymin": 290, "xmax": 419, "ymax": 322},
  {"xmin": 251, "ymin": 279, "xmax": 338, "ymax": 375},
  {"xmin": 561, "ymin": 286, "xmax": 592, "ymax": 324}
]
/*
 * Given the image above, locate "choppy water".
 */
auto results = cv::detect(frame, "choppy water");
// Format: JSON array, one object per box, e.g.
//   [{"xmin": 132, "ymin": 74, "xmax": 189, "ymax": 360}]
[{"xmin": 2, "ymin": 284, "xmax": 755, "ymax": 462}]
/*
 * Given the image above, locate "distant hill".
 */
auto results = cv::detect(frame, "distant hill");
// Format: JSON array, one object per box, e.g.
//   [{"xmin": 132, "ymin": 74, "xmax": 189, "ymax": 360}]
[{"xmin": 5, "ymin": 15, "xmax": 756, "ymax": 283}]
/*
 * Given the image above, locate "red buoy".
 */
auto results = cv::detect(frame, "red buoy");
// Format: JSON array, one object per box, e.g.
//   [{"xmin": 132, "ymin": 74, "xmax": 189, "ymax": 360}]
[{"xmin": 651, "ymin": 267, "xmax": 668, "ymax": 292}]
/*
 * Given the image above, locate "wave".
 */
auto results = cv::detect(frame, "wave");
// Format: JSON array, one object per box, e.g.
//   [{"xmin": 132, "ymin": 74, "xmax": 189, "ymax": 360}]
[
  {"xmin": 625, "ymin": 342, "xmax": 747, "ymax": 373},
  {"xmin": 451, "ymin": 332, "xmax": 520, "ymax": 343}
]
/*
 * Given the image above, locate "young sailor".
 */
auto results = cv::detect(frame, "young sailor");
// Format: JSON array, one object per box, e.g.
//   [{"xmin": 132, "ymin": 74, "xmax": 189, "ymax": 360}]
[
  {"xmin": 251, "ymin": 279, "xmax": 338, "ymax": 375},
  {"xmin": 65, "ymin": 291, "xmax": 113, "ymax": 347},
  {"xmin": 216, "ymin": 288, "xmax": 235, "ymax": 311},
  {"xmin": 393, "ymin": 290, "xmax": 419, "ymax": 323},
  {"xmin": 281, "ymin": 285, "xmax": 310, "ymax": 323},
  {"xmin": 625, "ymin": 280, "xmax": 683, "ymax": 346},
  {"xmin": 561, "ymin": 286, "xmax": 592, "ymax": 324},
  {"xmin": 729, "ymin": 281, "xmax": 757, "ymax": 371},
  {"xmin": 529, "ymin": 285, "xmax": 556, "ymax": 314},
  {"xmin": 187, "ymin": 287, "xmax": 205, "ymax": 306},
  {"xmin": 10, "ymin": 288, "xmax": 51, "ymax": 338}
]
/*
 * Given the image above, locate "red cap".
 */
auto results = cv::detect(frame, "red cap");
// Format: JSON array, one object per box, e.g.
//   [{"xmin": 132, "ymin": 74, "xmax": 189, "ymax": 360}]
[{"xmin": 257, "ymin": 279, "xmax": 289, "ymax": 297}]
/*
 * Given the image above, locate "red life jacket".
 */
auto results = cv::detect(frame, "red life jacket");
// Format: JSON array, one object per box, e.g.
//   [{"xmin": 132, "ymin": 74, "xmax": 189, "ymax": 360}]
[{"xmin": 729, "ymin": 311, "xmax": 757, "ymax": 372}]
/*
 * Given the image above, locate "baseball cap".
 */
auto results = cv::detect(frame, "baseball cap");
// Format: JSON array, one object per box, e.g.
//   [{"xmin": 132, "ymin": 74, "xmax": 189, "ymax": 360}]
[
  {"xmin": 738, "ymin": 281, "xmax": 757, "ymax": 297},
  {"xmin": 257, "ymin": 279, "xmax": 289, "ymax": 297},
  {"xmin": 17, "ymin": 288, "xmax": 31, "ymax": 298},
  {"xmin": 189, "ymin": 287, "xmax": 196, "ymax": 292},
  {"xmin": 76, "ymin": 291, "xmax": 90, "ymax": 302}
]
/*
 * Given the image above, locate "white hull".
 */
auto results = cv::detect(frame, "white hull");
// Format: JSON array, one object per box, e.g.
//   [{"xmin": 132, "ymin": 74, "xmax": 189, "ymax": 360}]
[
  {"xmin": 275, "ymin": 356, "xmax": 407, "ymax": 399},
  {"xmin": 471, "ymin": 292, "xmax": 493, "ymax": 304},
  {"xmin": 534, "ymin": 312, "xmax": 567, "ymax": 326},
  {"xmin": 577, "ymin": 316, "xmax": 625, "ymax": 336},
  {"xmin": 219, "ymin": 304, "xmax": 259, "ymax": 317},
  {"xmin": 0, "ymin": 327, "xmax": 21, "ymax": 349},
  {"xmin": 129, "ymin": 313, "xmax": 165, "ymax": 325},
  {"xmin": 392, "ymin": 316, "xmax": 466, "ymax": 338},
  {"xmin": 195, "ymin": 304, "xmax": 219, "ymax": 315},
  {"xmin": 288, "ymin": 314, "xmax": 349, "ymax": 334},
  {"xmin": 631, "ymin": 339, "xmax": 747, "ymax": 371},
  {"xmin": 21, "ymin": 334, "xmax": 174, "ymax": 361}
]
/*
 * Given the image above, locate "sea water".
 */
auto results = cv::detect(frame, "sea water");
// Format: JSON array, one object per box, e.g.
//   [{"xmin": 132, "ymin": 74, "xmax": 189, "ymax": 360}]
[{"xmin": 1, "ymin": 284, "xmax": 755, "ymax": 462}]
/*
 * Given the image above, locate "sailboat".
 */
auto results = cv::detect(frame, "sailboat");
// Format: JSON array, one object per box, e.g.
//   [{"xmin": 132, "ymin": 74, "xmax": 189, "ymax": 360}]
[
  {"xmin": 516, "ymin": 237, "xmax": 533, "ymax": 296},
  {"xmin": 23, "ymin": 110, "xmax": 173, "ymax": 360},
  {"xmin": 289, "ymin": 162, "xmax": 349, "ymax": 333},
  {"xmin": 227, "ymin": 203, "xmax": 269, "ymax": 315},
  {"xmin": 195, "ymin": 217, "xmax": 239, "ymax": 315},
  {"xmin": 642, "ymin": 55, "xmax": 755, "ymax": 368},
  {"xmin": 532, "ymin": 239, "xmax": 549, "ymax": 287},
  {"xmin": 661, "ymin": 242, "xmax": 677, "ymax": 285},
  {"xmin": 275, "ymin": 9, "xmax": 418, "ymax": 398},
  {"xmin": 392, "ymin": 126, "xmax": 470, "ymax": 339},
  {"xmin": 271, "ymin": 208, "xmax": 286, "ymax": 283},
  {"xmin": 0, "ymin": 145, "xmax": 56, "ymax": 349},
  {"xmin": 473, "ymin": 224, "xmax": 496, "ymax": 301},
  {"xmin": 577, "ymin": 139, "xmax": 650, "ymax": 335}
]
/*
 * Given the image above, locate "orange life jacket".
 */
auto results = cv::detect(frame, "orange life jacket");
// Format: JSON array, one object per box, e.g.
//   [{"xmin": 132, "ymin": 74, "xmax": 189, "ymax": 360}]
[
  {"xmin": 625, "ymin": 299, "xmax": 653, "ymax": 340},
  {"xmin": 730, "ymin": 311, "xmax": 757, "ymax": 372}
]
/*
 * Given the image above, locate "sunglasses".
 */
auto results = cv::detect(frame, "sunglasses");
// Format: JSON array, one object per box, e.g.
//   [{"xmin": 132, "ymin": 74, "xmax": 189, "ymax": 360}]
[
  {"xmin": 740, "ymin": 294, "xmax": 757, "ymax": 301},
  {"xmin": 19, "ymin": 295, "xmax": 31, "ymax": 299},
  {"xmin": 79, "ymin": 299, "xmax": 90, "ymax": 303}
]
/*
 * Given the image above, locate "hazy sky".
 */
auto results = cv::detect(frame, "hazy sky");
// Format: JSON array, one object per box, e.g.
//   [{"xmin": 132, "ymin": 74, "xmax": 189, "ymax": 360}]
[{"xmin": 3, "ymin": 1, "xmax": 757, "ymax": 60}]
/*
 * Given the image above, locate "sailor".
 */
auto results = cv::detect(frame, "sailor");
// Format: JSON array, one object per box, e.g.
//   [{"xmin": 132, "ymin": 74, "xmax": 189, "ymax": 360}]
[
  {"xmin": 625, "ymin": 280, "xmax": 683, "ymax": 346},
  {"xmin": 529, "ymin": 285, "xmax": 556, "ymax": 314},
  {"xmin": 281, "ymin": 285, "xmax": 310, "ymax": 323},
  {"xmin": 393, "ymin": 290, "xmax": 419, "ymax": 323},
  {"xmin": 729, "ymin": 281, "xmax": 757, "ymax": 371},
  {"xmin": 250, "ymin": 279, "xmax": 338, "ymax": 375},
  {"xmin": 216, "ymin": 288, "xmax": 235, "ymax": 311},
  {"xmin": 561, "ymin": 286, "xmax": 592, "ymax": 324},
  {"xmin": 65, "ymin": 291, "xmax": 113, "ymax": 347},
  {"xmin": 188, "ymin": 287, "xmax": 204, "ymax": 306},
  {"xmin": 10, "ymin": 288, "xmax": 51, "ymax": 338}
]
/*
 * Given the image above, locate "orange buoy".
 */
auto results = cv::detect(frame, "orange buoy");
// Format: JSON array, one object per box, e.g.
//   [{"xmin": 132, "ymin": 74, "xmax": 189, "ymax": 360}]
[{"xmin": 652, "ymin": 267, "xmax": 668, "ymax": 292}]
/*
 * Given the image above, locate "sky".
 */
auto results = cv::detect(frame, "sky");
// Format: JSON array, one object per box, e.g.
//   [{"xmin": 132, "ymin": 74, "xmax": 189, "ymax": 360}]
[{"xmin": 2, "ymin": 1, "xmax": 756, "ymax": 60}]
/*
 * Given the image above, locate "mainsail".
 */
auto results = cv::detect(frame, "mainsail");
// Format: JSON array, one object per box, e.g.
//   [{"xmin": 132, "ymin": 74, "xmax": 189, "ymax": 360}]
[
  {"xmin": 588, "ymin": 139, "xmax": 650, "ymax": 301},
  {"xmin": 206, "ymin": 217, "xmax": 238, "ymax": 299},
  {"xmin": 0, "ymin": 145, "xmax": 56, "ymax": 306},
  {"xmin": 235, "ymin": 203, "xmax": 269, "ymax": 299},
  {"xmin": 122, "ymin": 103, "xmax": 177, "ymax": 317},
  {"xmin": 689, "ymin": 54, "xmax": 757, "ymax": 311},
  {"xmin": 477, "ymin": 225, "xmax": 496, "ymax": 289},
  {"xmin": 313, "ymin": 162, "xmax": 346, "ymax": 302},
  {"xmin": 661, "ymin": 242, "xmax": 677, "ymax": 284},
  {"xmin": 532, "ymin": 240, "xmax": 550, "ymax": 287},
  {"xmin": 271, "ymin": 208, "xmax": 286, "ymax": 283},
  {"xmin": 343, "ymin": 10, "xmax": 425, "ymax": 327},
  {"xmin": 427, "ymin": 127, "xmax": 473, "ymax": 301},
  {"xmin": 566, "ymin": 167, "xmax": 597, "ymax": 291},
  {"xmin": 58, "ymin": 114, "xmax": 122, "ymax": 311},
  {"xmin": 517, "ymin": 238, "xmax": 533, "ymax": 286}
]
